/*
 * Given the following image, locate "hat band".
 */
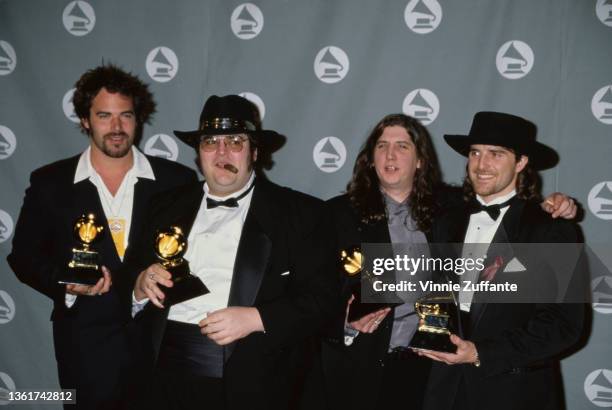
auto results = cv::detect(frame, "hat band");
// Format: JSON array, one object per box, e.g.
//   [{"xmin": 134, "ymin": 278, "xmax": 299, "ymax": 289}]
[{"xmin": 201, "ymin": 117, "xmax": 256, "ymax": 132}]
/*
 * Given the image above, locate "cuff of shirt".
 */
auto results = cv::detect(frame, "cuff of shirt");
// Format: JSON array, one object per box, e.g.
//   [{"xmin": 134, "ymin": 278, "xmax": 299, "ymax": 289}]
[
  {"xmin": 344, "ymin": 325, "xmax": 360, "ymax": 346},
  {"xmin": 132, "ymin": 292, "xmax": 149, "ymax": 317},
  {"xmin": 65, "ymin": 293, "xmax": 77, "ymax": 308}
]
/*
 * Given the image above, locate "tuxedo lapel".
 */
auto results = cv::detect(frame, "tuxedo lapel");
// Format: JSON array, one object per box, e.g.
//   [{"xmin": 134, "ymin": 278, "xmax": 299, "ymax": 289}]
[
  {"xmin": 224, "ymin": 181, "xmax": 272, "ymax": 361},
  {"xmin": 124, "ymin": 177, "xmax": 156, "ymax": 260},
  {"xmin": 449, "ymin": 207, "xmax": 471, "ymax": 244},
  {"xmin": 494, "ymin": 199, "xmax": 524, "ymax": 244},
  {"xmin": 168, "ymin": 183, "xmax": 205, "ymax": 237},
  {"xmin": 226, "ymin": 180, "xmax": 272, "ymax": 309}
]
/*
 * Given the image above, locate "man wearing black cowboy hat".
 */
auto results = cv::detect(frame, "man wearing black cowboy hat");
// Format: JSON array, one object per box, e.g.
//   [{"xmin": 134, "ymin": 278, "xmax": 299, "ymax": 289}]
[
  {"xmin": 418, "ymin": 112, "xmax": 585, "ymax": 410},
  {"xmin": 124, "ymin": 94, "xmax": 338, "ymax": 410}
]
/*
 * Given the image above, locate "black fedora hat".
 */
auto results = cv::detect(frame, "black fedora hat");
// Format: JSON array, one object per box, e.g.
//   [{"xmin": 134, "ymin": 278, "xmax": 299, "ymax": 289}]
[
  {"xmin": 444, "ymin": 111, "xmax": 558, "ymax": 170},
  {"xmin": 174, "ymin": 95, "xmax": 285, "ymax": 152}
]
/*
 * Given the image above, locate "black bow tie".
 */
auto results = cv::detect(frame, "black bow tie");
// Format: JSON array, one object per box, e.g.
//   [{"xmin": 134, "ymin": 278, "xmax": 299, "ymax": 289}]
[
  {"xmin": 468, "ymin": 197, "xmax": 515, "ymax": 221},
  {"xmin": 206, "ymin": 180, "xmax": 255, "ymax": 209}
]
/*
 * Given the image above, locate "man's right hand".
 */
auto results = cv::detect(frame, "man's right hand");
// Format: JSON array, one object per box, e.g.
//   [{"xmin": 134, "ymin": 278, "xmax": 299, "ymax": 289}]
[
  {"xmin": 66, "ymin": 266, "xmax": 112, "ymax": 296},
  {"xmin": 345, "ymin": 294, "xmax": 391, "ymax": 333},
  {"xmin": 134, "ymin": 263, "xmax": 173, "ymax": 308}
]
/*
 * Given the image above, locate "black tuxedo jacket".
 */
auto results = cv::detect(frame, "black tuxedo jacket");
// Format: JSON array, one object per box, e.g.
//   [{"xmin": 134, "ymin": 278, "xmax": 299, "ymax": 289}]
[
  {"xmin": 7, "ymin": 153, "xmax": 197, "ymax": 407},
  {"xmin": 423, "ymin": 198, "xmax": 585, "ymax": 410},
  {"xmin": 122, "ymin": 177, "xmax": 339, "ymax": 410},
  {"xmin": 319, "ymin": 187, "xmax": 462, "ymax": 410}
]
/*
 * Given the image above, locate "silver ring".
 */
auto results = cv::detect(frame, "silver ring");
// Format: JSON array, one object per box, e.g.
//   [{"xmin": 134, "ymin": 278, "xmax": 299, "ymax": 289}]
[
  {"xmin": 87, "ymin": 288, "xmax": 92, "ymax": 295},
  {"xmin": 374, "ymin": 320, "xmax": 380, "ymax": 325},
  {"xmin": 148, "ymin": 273, "xmax": 155, "ymax": 280}
]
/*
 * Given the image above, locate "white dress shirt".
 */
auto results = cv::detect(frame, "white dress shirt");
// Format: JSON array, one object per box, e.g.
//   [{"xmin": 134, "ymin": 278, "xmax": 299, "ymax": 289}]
[
  {"xmin": 167, "ymin": 172, "xmax": 255, "ymax": 324},
  {"xmin": 459, "ymin": 190, "xmax": 516, "ymax": 312},
  {"xmin": 132, "ymin": 173, "xmax": 256, "ymax": 322},
  {"xmin": 67, "ymin": 146, "xmax": 154, "ymax": 306}
]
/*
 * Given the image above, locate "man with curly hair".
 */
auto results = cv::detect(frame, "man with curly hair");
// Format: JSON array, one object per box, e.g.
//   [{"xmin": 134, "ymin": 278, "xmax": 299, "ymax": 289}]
[{"xmin": 8, "ymin": 64, "xmax": 197, "ymax": 409}]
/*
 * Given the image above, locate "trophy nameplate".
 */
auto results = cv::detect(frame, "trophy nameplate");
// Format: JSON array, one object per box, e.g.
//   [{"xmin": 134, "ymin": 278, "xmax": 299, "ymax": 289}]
[
  {"xmin": 155, "ymin": 226, "xmax": 209, "ymax": 306},
  {"xmin": 341, "ymin": 247, "xmax": 400, "ymax": 323},
  {"xmin": 409, "ymin": 293, "xmax": 458, "ymax": 353},
  {"xmin": 59, "ymin": 213, "xmax": 104, "ymax": 286}
]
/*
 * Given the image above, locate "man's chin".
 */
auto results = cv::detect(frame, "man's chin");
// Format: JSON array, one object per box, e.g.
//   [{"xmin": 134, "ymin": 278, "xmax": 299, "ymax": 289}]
[{"xmin": 103, "ymin": 146, "xmax": 131, "ymax": 158}]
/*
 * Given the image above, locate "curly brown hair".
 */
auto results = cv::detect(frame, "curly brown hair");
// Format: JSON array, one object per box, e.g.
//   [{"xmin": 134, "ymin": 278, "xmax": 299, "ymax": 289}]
[
  {"xmin": 72, "ymin": 64, "xmax": 156, "ymax": 134},
  {"xmin": 346, "ymin": 114, "xmax": 442, "ymax": 232}
]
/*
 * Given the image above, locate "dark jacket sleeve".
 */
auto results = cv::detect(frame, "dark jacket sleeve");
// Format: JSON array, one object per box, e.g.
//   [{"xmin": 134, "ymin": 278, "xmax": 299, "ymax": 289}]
[
  {"xmin": 7, "ymin": 169, "xmax": 67, "ymax": 306},
  {"xmin": 474, "ymin": 217, "xmax": 585, "ymax": 376},
  {"xmin": 256, "ymin": 194, "xmax": 342, "ymax": 350}
]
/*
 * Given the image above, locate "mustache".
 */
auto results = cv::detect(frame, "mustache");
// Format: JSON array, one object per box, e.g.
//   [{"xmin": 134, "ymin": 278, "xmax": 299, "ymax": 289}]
[{"xmin": 104, "ymin": 132, "xmax": 129, "ymax": 139}]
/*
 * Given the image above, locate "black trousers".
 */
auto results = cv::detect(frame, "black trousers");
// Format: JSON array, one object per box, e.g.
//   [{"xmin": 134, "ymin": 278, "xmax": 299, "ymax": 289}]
[
  {"xmin": 146, "ymin": 367, "xmax": 226, "ymax": 410},
  {"xmin": 378, "ymin": 349, "xmax": 432, "ymax": 410}
]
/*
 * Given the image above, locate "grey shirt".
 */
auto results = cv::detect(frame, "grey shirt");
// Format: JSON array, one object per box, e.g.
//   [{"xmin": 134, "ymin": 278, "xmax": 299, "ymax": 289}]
[{"xmin": 384, "ymin": 193, "xmax": 429, "ymax": 351}]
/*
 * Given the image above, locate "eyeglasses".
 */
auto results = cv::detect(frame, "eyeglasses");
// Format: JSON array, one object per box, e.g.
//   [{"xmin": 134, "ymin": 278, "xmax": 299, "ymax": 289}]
[{"xmin": 199, "ymin": 134, "xmax": 249, "ymax": 152}]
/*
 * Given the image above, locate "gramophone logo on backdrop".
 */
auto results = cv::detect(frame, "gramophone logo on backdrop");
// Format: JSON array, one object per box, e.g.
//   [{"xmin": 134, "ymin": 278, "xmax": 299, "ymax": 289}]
[
  {"xmin": 314, "ymin": 46, "xmax": 350, "ymax": 84},
  {"xmin": 588, "ymin": 182, "xmax": 612, "ymax": 220},
  {"xmin": 591, "ymin": 85, "xmax": 612, "ymax": 125},
  {"xmin": 585, "ymin": 369, "xmax": 612, "ymax": 407},
  {"xmin": 313, "ymin": 137, "xmax": 347, "ymax": 173},
  {"xmin": 0, "ymin": 126, "xmax": 16, "ymax": 160},
  {"xmin": 592, "ymin": 276, "xmax": 612, "ymax": 314},
  {"xmin": 62, "ymin": 88, "xmax": 80, "ymax": 123},
  {"xmin": 0, "ymin": 372, "xmax": 16, "ymax": 406},
  {"xmin": 144, "ymin": 134, "xmax": 179, "ymax": 161},
  {"xmin": 231, "ymin": 3, "xmax": 264, "ymax": 40},
  {"xmin": 596, "ymin": 0, "xmax": 612, "ymax": 27},
  {"xmin": 0, "ymin": 209, "xmax": 14, "ymax": 244},
  {"xmin": 402, "ymin": 89, "xmax": 439, "ymax": 125},
  {"xmin": 496, "ymin": 41, "xmax": 534, "ymax": 80},
  {"xmin": 404, "ymin": 0, "xmax": 442, "ymax": 34},
  {"xmin": 146, "ymin": 47, "xmax": 179, "ymax": 83},
  {"xmin": 0, "ymin": 291, "xmax": 15, "ymax": 325},
  {"xmin": 62, "ymin": 1, "xmax": 96, "ymax": 36},
  {"xmin": 0, "ymin": 41, "xmax": 16, "ymax": 76},
  {"xmin": 239, "ymin": 92, "xmax": 266, "ymax": 119}
]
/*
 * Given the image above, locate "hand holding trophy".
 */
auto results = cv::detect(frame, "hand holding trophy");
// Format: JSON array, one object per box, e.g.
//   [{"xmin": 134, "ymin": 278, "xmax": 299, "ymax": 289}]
[
  {"xmin": 154, "ymin": 226, "xmax": 209, "ymax": 306},
  {"xmin": 409, "ymin": 293, "xmax": 459, "ymax": 353},
  {"xmin": 340, "ymin": 246, "xmax": 400, "ymax": 323},
  {"xmin": 59, "ymin": 214, "xmax": 104, "ymax": 286}
]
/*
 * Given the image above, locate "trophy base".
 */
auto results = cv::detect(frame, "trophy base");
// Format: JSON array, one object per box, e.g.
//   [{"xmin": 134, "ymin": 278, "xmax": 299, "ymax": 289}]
[
  {"xmin": 409, "ymin": 331, "xmax": 457, "ymax": 353},
  {"xmin": 162, "ymin": 274, "xmax": 210, "ymax": 306},
  {"xmin": 58, "ymin": 267, "xmax": 102, "ymax": 286}
]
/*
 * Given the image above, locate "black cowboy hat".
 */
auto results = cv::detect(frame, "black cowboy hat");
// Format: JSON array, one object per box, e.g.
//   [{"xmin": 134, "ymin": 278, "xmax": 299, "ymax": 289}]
[
  {"xmin": 174, "ymin": 94, "xmax": 285, "ymax": 152},
  {"xmin": 444, "ymin": 111, "xmax": 558, "ymax": 170}
]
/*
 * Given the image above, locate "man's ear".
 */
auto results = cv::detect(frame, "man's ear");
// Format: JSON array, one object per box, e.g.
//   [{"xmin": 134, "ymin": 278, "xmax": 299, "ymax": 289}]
[
  {"xmin": 515, "ymin": 155, "xmax": 528, "ymax": 173},
  {"xmin": 253, "ymin": 148, "xmax": 258, "ymax": 162},
  {"xmin": 81, "ymin": 117, "xmax": 90, "ymax": 132}
]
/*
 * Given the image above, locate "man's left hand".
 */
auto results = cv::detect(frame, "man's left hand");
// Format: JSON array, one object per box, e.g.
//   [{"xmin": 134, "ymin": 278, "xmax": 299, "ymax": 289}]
[
  {"xmin": 416, "ymin": 334, "xmax": 478, "ymax": 365},
  {"xmin": 199, "ymin": 307, "xmax": 264, "ymax": 346},
  {"xmin": 542, "ymin": 192, "xmax": 576, "ymax": 219}
]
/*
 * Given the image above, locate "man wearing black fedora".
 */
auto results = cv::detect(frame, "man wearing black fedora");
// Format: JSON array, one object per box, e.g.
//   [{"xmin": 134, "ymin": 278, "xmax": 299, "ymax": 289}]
[
  {"xmin": 123, "ymin": 94, "xmax": 338, "ymax": 409},
  {"xmin": 419, "ymin": 112, "xmax": 585, "ymax": 410}
]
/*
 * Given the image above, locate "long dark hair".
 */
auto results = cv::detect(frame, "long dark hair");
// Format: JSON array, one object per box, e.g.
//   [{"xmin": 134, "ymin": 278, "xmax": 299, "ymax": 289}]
[{"xmin": 346, "ymin": 114, "xmax": 442, "ymax": 232}]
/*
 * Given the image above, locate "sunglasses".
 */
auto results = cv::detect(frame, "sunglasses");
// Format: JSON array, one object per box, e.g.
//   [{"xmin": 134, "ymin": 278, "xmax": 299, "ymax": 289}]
[{"xmin": 199, "ymin": 134, "xmax": 249, "ymax": 152}]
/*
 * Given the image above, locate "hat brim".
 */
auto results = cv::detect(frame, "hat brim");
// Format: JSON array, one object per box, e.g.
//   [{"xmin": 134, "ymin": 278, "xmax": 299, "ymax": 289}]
[
  {"xmin": 444, "ymin": 134, "xmax": 559, "ymax": 170},
  {"xmin": 174, "ymin": 128, "xmax": 286, "ymax": 153}
]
